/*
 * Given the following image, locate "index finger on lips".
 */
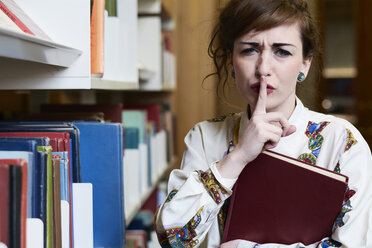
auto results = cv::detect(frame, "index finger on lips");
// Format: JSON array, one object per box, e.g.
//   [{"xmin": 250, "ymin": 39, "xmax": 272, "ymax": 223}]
[{"xmin": 253, "ymin": 76, "xmax": 267, "ymax": 116}]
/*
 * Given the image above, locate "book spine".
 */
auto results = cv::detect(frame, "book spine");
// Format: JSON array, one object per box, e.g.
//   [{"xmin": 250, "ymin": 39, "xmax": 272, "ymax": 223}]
[
  {"xmin": 90, "ymin": 0, "xmax": 105, "ymax": 75},
  {"xmin": 0, "ymin": 1, "xmax": 34, "ymax": 35}
]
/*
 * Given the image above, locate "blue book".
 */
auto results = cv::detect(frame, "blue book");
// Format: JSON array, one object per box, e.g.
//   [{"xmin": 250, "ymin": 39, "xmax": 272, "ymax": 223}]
[{"xmin": 74, "ymin": 122, "xmax": 125, "ymax": 248}]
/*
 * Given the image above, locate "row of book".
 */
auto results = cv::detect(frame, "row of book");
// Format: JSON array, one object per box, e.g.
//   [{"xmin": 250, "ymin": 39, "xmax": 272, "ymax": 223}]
[{"xmin": 0, "ymin": 102, "xmax": 176, "ymax": 248}]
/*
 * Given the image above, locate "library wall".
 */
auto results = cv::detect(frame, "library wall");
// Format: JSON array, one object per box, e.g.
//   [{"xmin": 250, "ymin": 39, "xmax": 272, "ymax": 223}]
[{"xmin": 173, "ymin": 0, "xmax": 218, "ymax": 165}]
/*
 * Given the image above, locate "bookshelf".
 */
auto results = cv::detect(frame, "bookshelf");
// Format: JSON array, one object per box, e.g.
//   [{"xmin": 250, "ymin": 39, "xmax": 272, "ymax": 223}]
[
  {"xmin": 0, "ymin": 27, "xmax": 81, "ymax": 67},
  {"xmin": 0, "ymin": 0, "xmax": 138, "ymax": 90},
  {"xmin": 0, "ymin": 0, "xmax": 178, "ymax": 247},
  {"xmin": 319, "ymin": 0, "xmax": 357, "ymax": 123}
]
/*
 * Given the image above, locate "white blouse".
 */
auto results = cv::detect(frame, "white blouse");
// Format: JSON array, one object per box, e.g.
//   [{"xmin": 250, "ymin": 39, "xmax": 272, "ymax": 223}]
[{"xmin": 155, "ymin": 99, "xmax": 372, "ymax": 248}]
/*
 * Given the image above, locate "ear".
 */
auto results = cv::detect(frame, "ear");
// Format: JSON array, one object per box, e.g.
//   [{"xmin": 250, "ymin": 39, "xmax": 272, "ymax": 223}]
[
  {"xmin": 228, "ymin": 49, "xmax": 234, "ymax": 69},
  {"xmin": 301, "ymin": 55, "xmax": 313, "ymax": 76}
]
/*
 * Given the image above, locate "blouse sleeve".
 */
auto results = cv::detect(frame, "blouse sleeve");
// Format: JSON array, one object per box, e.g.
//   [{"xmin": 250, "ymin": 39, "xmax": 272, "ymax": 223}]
[
  {"xmin": 318, "ymin": 128, "xmax": 372, "ymax": 247},
  {"xmin": 154, "ymin": 124, "xmax": 235, "ymax": 248}
]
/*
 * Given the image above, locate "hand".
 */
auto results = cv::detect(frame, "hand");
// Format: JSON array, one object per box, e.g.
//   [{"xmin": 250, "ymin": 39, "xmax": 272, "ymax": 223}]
[
  {"xmin": 216, "ymin": 76, "xmax": 296, "ymax": 179},
  {"xmin": 230, "ymin": 76, "xmax": 296, "ymax": 165},
  {"xmin": 220, "ymin": 239, "xmax": 243, "ymax": 248}
]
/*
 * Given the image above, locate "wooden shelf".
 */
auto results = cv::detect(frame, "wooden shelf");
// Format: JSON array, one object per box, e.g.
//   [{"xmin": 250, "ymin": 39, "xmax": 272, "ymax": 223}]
[
  {"xmin": 0, "ymin": 27, "xmax": 81, "ymax": 67},
  {"xmin": 323, "ymin": 67, "xmax": 357, "ymax": 78},
  {"xmin": 91, "ymin": 78, "xmax": 139, "ymax": 90}
]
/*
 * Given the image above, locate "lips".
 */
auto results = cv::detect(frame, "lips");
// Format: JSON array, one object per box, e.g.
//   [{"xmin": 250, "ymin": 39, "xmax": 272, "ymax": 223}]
[{"xmin": 250, "ymin": 82, "xmax": 275, "ymax": 94}]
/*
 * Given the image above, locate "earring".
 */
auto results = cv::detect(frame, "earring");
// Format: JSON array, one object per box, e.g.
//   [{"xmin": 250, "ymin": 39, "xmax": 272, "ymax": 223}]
[
  {"xmin": 232, "ymin": 70, "xmax": 235, "ymax": 78},
  {"xmin": 297, "ymin": 72, "xmax": 305, "ymax": 82}
]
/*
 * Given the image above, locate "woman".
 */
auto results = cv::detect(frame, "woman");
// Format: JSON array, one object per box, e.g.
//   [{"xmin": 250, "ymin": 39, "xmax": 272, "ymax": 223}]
[{"xmin": 155, "ymin": 0, "xmax": 372, "ymax": 247}]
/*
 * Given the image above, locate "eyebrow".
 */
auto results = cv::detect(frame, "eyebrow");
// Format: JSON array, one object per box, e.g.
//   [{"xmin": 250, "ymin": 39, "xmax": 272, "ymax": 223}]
[{"xmin": 239, "ymin": 42, "xmax": 296, "ymax": 48}]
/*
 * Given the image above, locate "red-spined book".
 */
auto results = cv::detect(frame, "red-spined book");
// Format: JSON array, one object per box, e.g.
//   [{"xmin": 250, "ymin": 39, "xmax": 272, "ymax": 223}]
[
  {"xmin": 222, "ymin": 150, "xmax": 348, "ymax": 245},
  {"xmin": 0, "ymin": 163, "xmax": 9, "ymax": 246},
  {"xmin": 0, "ymin": 0, "xmax": 51, "ymax": 40},
  {"xmin": 0, "ymin": 0, "xmax": 33, "ymax": 35}
]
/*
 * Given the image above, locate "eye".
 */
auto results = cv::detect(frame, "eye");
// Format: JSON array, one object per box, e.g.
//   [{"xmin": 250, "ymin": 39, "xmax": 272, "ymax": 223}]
[
  {"xmin": 241, "ymin": 48, "xmax": 258, "ymax": 55},
  {"xmin": 275, "ymin": 48, "xmax": 292, "ymax": 57}
]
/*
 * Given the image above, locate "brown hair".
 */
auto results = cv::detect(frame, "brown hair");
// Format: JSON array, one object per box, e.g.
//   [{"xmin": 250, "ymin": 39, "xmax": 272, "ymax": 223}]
[{"xmin": 206, "ymin": 0, "xmax": 320, "ymax": 100}]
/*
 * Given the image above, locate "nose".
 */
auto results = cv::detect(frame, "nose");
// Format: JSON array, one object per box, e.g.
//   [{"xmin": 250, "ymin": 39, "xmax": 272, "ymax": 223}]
[{"xmin": 255, "ymin": 51, "xmax": 272, "ymax": 79}]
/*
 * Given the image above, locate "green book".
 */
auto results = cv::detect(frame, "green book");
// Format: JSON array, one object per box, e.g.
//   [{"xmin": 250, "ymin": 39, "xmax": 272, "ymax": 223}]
[
  {"xmin": 37, "ymin": 146, "xmax": 53, "ymax": 248},
  {"xmin": 105, "ymin": 0, "xmax": 117, "ymax": 16},
  {"xmin": 123, "ymin": 110, "xmax": 147, "ymax": 144}
]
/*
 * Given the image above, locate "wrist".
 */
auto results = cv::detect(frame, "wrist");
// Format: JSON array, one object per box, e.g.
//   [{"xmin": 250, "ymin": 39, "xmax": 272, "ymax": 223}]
[{"xmin": 216, "ymin": 150, "xmax": 251, "ymax": 179}]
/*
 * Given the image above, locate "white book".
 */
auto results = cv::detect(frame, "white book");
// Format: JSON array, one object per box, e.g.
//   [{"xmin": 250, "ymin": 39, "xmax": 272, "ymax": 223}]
[
  {"xmin": 139, "ymin": 143, "xmax": 149, "ymax": 195},
  {"xmin": 150, "ymin": 133, "xmax": 158, "ymax": 184},
  {"xmin": 72, "ymin": 183, "xmax": 93, "ymax": 248},
  {"xmin": 123, "ymin": 149, "xmax": 140, "ymax": 218},
  {"xmin": 102, "ymin": 0, "xmax": 138, "ymax": 83},
  {"xmin": 61, "ymin": 200, "xmax": 70, "ymax": 248},
  {"xmin": 138, "ymin": 16, "xmax": 162, "ymax": 90},
  {"xmin": 157, "ymin": 130, "xmax": 168, "ymax": 175},
  {"xmin": 26, "ymin": 218, "xmax": 43, "ymax": 248}
]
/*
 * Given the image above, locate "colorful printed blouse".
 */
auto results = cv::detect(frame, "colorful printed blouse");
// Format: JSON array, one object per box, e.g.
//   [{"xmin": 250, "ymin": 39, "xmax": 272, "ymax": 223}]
[{"xmin": 155, "ymin": 98, "xmax": 372, "ymax": 248}]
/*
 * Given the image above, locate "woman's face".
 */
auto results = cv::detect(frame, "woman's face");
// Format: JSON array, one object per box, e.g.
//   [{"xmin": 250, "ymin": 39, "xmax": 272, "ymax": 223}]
[{"xmin": 232, "ymin": 23, "xmax": 312, "ymax": 115}]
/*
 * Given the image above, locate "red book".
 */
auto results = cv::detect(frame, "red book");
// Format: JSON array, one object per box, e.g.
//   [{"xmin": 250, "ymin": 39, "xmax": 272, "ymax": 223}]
[
  {"xmin": 0, "ymin": 164, "xmax": 9, "ymax": 246},
  {"xmin": 222, "ymin": 150, "xmax": 348, "ymax": 245}
]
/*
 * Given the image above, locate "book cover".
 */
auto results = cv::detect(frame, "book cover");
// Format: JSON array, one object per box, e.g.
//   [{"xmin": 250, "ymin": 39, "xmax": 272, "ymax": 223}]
[
  {"xmin": 73, "ymin": 122, "xmax": 125, "ymax": 248},
  {"xmin": 0, "ymin": 3, "xmax": 23, "ymax": 33},
  {"xmin": 4, "ymin": 159, "xmax": 28, "ymax": 248},
  {"xmin": 124, "ymin": 104, "xmax": 162, "ymax": 132},
  {"xmin": 37, "ymin": 146, "xmax": 53, "ymax": 248},
  {"xmin": 0, "ymin": 164, "xmax": 9, "ymax": 246},
  {"xmin": 123, "ymin": 127, "xmax": 140, "ymax": 220},
  {"xmin": 0, "ymin": 0, "xmax": 33, "ymax": 35},
  {"xmin": 123, "ymin": 110, "xmax": 147, "ymax": 144},
  {"xmin": 72, "ymin": 183, "xmax": 93, "ymax": 248},
  {"xmin": 222, "ymin": 150, "xmax": 348, "ymax": 245},
  {"xmin": 0, "ymin": 122, "xmax": 80, "ymax": 183},
  {"xmin": 0, "ymin": 0, "xmax": 52, "ymax": 40},
  {"xmin": 8, "ymin": 164, "xmax": 22, "ymax": 248},
  {"xmin": 0, "ymin": 151, "xmax": 33, "ymax": 218},
  {"xmin": 60, "ymin": 200, "xmax": 70, "ymax": 248},
  {"xmin": 26, "ymin": 218, "xmax": 43, "ymax": 248},
  {"xmin": 52, "ymin": 156, "xmax": 62, "ymax": 248},
  {"xmin": 0, "ymin": 137, "xmax": 48, "ymax": 220},
  {"xmin": 90, "ymin": 0, "xmax": 105, "ymax": 76},
  {"xmin": 0, "ymin": 132, "xmax": 72, "ymax": 213},
  {"xmin": 0, "ymin": 122, "xmax": 82, "ymax": 248}
]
